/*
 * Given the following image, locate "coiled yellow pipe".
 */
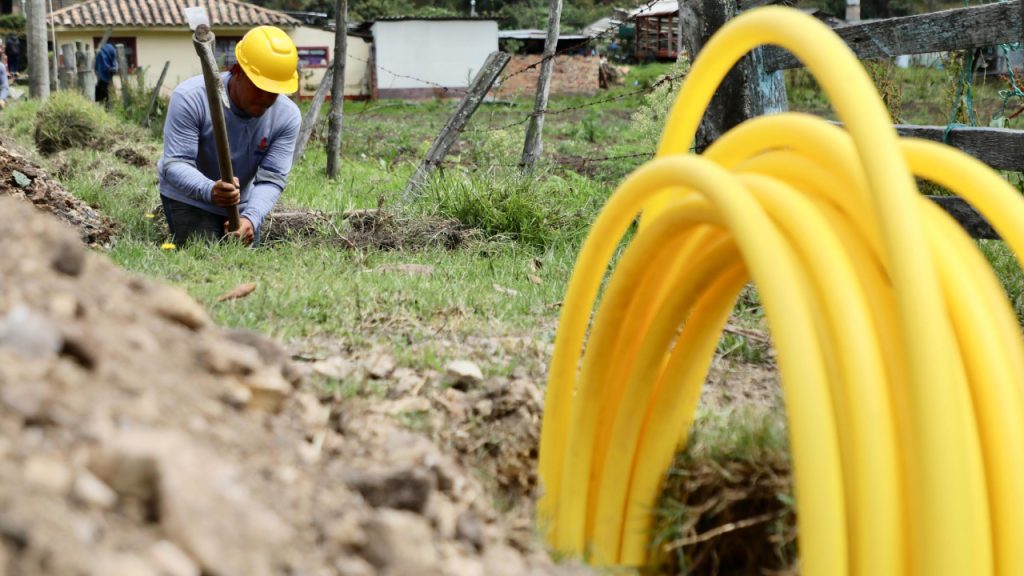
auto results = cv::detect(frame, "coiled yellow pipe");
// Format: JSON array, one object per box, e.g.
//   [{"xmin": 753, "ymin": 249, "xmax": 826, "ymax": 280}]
[{"xmin": 537, "ymin": 6, "xmax": 1024, "ymax": 575}]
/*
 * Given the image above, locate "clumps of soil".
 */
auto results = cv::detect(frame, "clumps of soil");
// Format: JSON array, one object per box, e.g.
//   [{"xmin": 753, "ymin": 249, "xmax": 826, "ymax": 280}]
[
  {"xmin": 0, "ymin": 197, "xmax": 589, "ymax": 576},
  {"xmin": 0, "ymin": 140, "xmax": 116, "ymax": 246},
  {"xmin": 33, "ymin": 92, "xmax": 108, "ymax": 156},
  {"xmin": 263, "ymin": 208, "xmax": 471, "ymax": 250},
  {"xmin": 114, "ymin": 147, "xmax": 149, "ymax": 167}
]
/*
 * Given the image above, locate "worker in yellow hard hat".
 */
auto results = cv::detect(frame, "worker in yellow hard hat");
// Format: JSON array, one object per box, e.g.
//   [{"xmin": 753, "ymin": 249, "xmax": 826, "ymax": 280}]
[{"xmin": 157, "ymin": 25, "xmax": 302, "ymax": 246}]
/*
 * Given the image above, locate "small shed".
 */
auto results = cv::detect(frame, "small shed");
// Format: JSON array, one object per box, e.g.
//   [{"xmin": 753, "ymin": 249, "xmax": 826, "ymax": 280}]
[
  {"xmin": 633, "ymin": 0, "xmax": 679, "ymax": 61},
  {"xmin": 365, "ymin": 17, "xmax": 498, "ymax": 99}
]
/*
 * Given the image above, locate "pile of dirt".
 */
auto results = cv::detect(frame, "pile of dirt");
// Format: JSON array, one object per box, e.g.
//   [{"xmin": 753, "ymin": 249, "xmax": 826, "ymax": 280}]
[
  {"xmin": 0, "ymin": 139, "xmax": 116, "ymax": 247},
  {"xmin": 0, "ymin": 196, "xmax": 589, "ymax": 576},
  {"xmin": 262, "ymin": 208, "xmax": 471, "ymax": 251}
]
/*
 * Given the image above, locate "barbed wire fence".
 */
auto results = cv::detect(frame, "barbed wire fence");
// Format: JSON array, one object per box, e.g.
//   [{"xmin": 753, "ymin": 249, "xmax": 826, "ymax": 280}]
[{"xmin": 296, "ymin": 0, "xmax": 682, "ymax": 187}]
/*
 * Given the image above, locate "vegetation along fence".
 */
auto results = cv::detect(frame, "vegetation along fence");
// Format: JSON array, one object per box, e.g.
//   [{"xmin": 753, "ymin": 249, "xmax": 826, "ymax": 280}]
[{"xmin": 687, "ymin": 0, "xmax": 1024, "ymax": 239}]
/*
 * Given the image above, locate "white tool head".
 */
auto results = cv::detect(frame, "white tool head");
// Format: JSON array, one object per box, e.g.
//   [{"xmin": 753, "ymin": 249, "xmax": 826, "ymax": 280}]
[{"xmin": 184, "ymin": 6, "xmax": 209, "ymax": 31}]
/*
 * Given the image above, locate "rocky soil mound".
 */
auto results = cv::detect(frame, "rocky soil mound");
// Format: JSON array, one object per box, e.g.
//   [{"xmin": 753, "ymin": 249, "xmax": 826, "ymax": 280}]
[
  {"xmin": 0, "ymin": 196, "xmax": 588, "ymax": 576},
  {"xmin": 0, "ymin": 139, "xmax": 116, "ymax": 247}
]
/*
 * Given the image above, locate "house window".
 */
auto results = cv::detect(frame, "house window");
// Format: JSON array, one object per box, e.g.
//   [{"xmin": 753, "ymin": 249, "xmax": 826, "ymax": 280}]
[
  {"xmin": 215, "ymin": 37, "xmax": 243, "ymax": 69},
  {"xmin": 93, "ymin": 36, "xmax": 137, "ymax": 71},
  {"xmin": 297, "ymin": 46, "xmax": 329, "ymax": 68}
]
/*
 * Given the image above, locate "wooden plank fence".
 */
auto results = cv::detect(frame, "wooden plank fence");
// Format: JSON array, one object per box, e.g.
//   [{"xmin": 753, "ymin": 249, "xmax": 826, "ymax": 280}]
[{"xmin": 684, "ymin": 0, "xmax": 1024, "ymax": 239}]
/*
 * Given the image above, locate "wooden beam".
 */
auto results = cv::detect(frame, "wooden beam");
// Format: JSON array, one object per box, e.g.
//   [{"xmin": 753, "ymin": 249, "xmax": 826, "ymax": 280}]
[
  {"xmin": 828, "ymin": 123, "xmax": 1024, "ymax": 171},
  {"xmin": 763, "ymin": 2, "xmax": 1020, "ymax": 71},
  {"xmin": 520, "ymin": 0, "xmax": 563, "ymax": 169},
  {"xmin": 928, "ymin": 196, "xmax": 999, "ymax": 239}
]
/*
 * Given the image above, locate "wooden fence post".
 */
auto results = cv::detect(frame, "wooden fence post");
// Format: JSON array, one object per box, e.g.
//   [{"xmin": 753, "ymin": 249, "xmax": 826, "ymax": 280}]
[
  {"xmin": 59, "ymin": 43, "xmax": 76, "ymax": 91},
  {"xmin": 115, "ymin": 43, "xmax": 130, "ymax": 108},
  {"xmin": 680, "ymin": 0, "xmax": 786, "ymax": 151},
  {"xmin": 326, "ymin": 0, "xmax": 348, "ymax": 178},
  {"xmin": 27, "ymin": 0, "xmax": 48, "ymax": 99},
  {"xmin": 293, "ymin": 61, "xmax": 334, "ymax": 165},
  {"xmin": 520, "ymin": 0, "xmax": 563, "ymax": 169},
  {"xmin": 144, "ymin": 60, "xmax": 170, "ymax": 127},
  {"xmin": 404, "ymin": 51, "xmax": 511, "ymax": 201},
  {"xmin": 76, "ymin": 44, "xmax": 96, "ymax": 101}
]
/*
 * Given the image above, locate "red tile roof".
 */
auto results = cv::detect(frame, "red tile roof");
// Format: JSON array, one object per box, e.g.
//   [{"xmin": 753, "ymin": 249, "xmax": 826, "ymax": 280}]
[{"xmin": 49, "ymin": 0, "xmax": 300, "ymax": 28}]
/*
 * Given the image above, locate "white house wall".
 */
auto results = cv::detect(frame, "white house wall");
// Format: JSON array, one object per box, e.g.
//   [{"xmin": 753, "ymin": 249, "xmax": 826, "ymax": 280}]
[
  {"xmin": 371, "ymin": 20, "xmax": 498, "ymax": 98},
  {"xmin": 290, "ymin": 26, "xmax": 371, "ymax": 98},
  {"xmin": 52, "ymin": 26, "xmax": 369, "ymax": 99}
]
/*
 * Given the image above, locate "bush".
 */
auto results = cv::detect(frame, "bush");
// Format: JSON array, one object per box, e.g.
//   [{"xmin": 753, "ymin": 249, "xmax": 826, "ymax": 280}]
[
  {"xmin": 33, "ymin": 90, "xmax": 151, "ymax": 155},
  {"xmin": 421, "ymin": 166, "xmax": 597, "ymax": 249},
  {"xmin": 33, "ymin": 91, "xmax": 108, "ymax": 154}
]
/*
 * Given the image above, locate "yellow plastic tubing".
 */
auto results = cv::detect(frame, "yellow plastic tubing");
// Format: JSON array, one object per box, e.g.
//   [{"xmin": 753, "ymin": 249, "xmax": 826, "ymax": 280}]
[{"xmin": 536, "ymin": 6, "xmax": 1024, "ymax": 576}]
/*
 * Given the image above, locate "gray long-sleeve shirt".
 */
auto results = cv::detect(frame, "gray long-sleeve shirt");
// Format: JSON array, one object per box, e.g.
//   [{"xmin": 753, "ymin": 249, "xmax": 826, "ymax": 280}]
[{"xmin": 157, "ymin": 72, "xmax": 301, "ymax": 235}]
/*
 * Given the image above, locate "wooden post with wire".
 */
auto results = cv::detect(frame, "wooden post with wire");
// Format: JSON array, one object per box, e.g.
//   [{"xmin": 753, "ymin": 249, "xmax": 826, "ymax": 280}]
[
  {"xmin": 405, "ymin": 51, "xmax": 511, "ymax": 201},
  {"xmin": 520, "ymin": 0, "xmax": 563, "ymax": 169},
  {"xmin": 144, "ymin": 60, "xmax": 171, "ymax": 128},
  {"xmin": 115, "ymin": 43, "xmax": 130, "ymax": 108}
]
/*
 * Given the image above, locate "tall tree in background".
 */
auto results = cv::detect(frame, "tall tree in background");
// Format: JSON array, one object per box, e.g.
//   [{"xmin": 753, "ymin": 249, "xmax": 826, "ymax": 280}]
[
  {"xmin": 326, "ymin": 0, "xmax": 348, "ymax": 178},
  {"xmin": 26, "ymin": 0, "xmax": 48, "ymax": 99}
]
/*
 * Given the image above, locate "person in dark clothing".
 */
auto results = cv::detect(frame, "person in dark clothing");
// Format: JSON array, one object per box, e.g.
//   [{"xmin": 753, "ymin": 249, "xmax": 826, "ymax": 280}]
[
  {"xmin": 4, "ymin": 36, "xmax": 19, "ymax": 75},
  {"xmin": 94, "ymin": 43, "xmax": 118, "ymax": 103}
]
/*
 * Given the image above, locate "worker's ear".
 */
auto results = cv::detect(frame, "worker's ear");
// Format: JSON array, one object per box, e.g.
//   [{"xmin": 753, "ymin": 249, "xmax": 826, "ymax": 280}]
[{"xmin": 229, "ymin": 62, "xmax": 243, "ymax": 76}]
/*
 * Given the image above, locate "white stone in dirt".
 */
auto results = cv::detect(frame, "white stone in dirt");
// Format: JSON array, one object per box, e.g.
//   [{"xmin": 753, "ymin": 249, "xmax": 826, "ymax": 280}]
[
  {"xmin": 444, "ymin": 360, "xmax": 483, "ymax": 388},
  {"xmin": 24, "ymin": 455, "xmax": 73, "ymax": 495},
  {"xmin": 241, "ymin": 367, "xmax": 293, "ymax": 413},
  {"xmin": 145, "ymin": 285, "xmax": 210, "ymax": 331},
  {"xmin": 90, "ymin": 553, "xmax": 160, "ymax": 576},
  {"xmin": 333, "ymin": 556, "xmax": 376, "ymax": 576},
  {"xmin": 312, "ymin": 356, "xmax": 357, "ymax": 381},
  {"xmin": 72, "ymin": 470, "xmax": 118, "ymax": 509},
  {"xmin": 473, "ymin": 399, "xmax": 494, "ymax": 418},
  {"xmin": 148, "ymin": 540, "xmax": 200, "ymax": 576},
  {"xmin": 482, "ymin": 544, "xmax": 527, "ymax": 576},
  {"xmin": 296, "ymin": 392, "xmax": 331, "ymax": 430},
  {"xmin": 362, "ymin": 352, "xmax": 397, "ymax": 380},
  {"xmin": 0, "ymin": 304, "xmax": 62, "ymax": 358},
  {"xmin": 90, "ymin": 430, "xmax": 293, "ymax": 576},
  {"xmin": 390, "ymin": 367, "xmax": 425, "ymax": 396},
  {"xmin": 199, "ymin": 338, "xmax": 262, "ymax": 375},
  {"xmin": 372, "ymin": 396, "xmax": 431, "ymax": 416},
  {"xmin": 361, "ymin": 509, "xmax": 441, "ymax": 575}
]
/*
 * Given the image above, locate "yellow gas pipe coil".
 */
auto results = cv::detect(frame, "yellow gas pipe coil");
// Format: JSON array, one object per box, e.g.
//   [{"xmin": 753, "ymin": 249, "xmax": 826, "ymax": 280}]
[{"xmin": 537, "ymin": 6, "xmax": 1024, "ymax": 576}]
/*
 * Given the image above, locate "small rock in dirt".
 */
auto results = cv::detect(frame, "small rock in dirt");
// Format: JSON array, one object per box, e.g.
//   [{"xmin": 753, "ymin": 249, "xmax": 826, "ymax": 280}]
[
  {"xmin": 224, "ymin": 328, "xmax": 303, "ymax": 386},
  {"xmin": 372, "ymin": 396, "xmax": 431, "ymax": 416},
  {"xmin": 296, "ymin": 392, "xmax": 330, "ymax": 430},
  {"xmin": 390, "ymin": 367, "xmax": 425, "ymax": 397},
  {"xmin": 334, "ymin": 556, "xmax": 376, "ymax": 576},
  {"xmin": 445, "ymin": 360, "xmax": 483, "ymax": 390},
  {"xmin": 90, "ymin": 553, "xmax": 160, "ymax": 576},
  {"xmin": 456, "ymin": 510, "xmax": 486, "ymax": 551},
  {"xmin": 48, "ymin": 292, "xmax": 79, "ymax": 319},
  {"xmin": 51, "ymin": 238, "xmax": 86, "ymax": 276},
  {"xmin": 482, "ymin": 543, "xmax": 527, "ymax": 576},
  {"xmin": 1, "ymin": 380, "xmax": 53, "ymax": 422},
  {"xmin": 312, "ymin": 356, "xmax": 357, "ymax": 381},
  {"xmin": 0, "ymin": 305, "xmax": 62, "ymax": 359},
  {"xmin": 241, "ymin": 367, "xmax": 293, "ymax": 413},
  {"xmin": 149, "ymin": 540, "xmax": 200, "ymax": 576},
  {"xmin": 146, "ymin": 285, "xmax": 209, "ymax": 331},
  {"xmin": 220, "ymin": 382, "xmax": 253, "ymax": 409},
  {"xmin": 72, "ymin": 470, "xmax": 118, "ymax": 509},
  {"xmin": 473, "ymin": 399, "xmax": 494, "ymax": 418},
  {"xmin": 199, "ymin": 338, "xmax": 262, "ymax": 376},
  {"xmin": 426, "ymin": 496, "xmax": 459, "ymax": 540},
  {"xmin": 347, "ymin": 466, "xmax": 436, "ymax": 513},
  {"xmin": 12, "ymin": 170, "xmax": 31, "ymax": 188},
  {"xmin": 25, "ymin": 455, "xmax": 73, "ymax": 494},
  {"xmin": 362, "ymin": 352, "xmax": 397, "ymax": 380},
  {"xmin": 361, "ymin": 509, "xmax": 441, "ymax": 575}
]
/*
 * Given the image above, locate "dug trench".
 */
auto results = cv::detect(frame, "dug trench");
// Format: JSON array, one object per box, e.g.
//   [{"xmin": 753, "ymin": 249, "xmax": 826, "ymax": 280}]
[{"xmin": 0, "ymin": 139, "xmax": 796, "ymax": 574}]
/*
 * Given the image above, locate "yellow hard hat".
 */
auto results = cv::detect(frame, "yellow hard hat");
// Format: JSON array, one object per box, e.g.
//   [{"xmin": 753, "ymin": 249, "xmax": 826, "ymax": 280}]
[{"xmin": 235, "ymin": 26, "xmax": 298, "ymax": 94}]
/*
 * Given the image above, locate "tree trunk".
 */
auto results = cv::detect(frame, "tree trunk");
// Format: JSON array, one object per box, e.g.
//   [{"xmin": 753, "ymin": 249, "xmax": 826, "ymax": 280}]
[
  {"xmin": 520, "ymin": 0, "xmax": 563, "ymax": 169},
  {"xmin": 26, "ymin": 0, "xmax": 49, "ymax": 99},
  {"xmin": 326, "ymin": 0, "xmax": 348, "ymax": 178}
]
